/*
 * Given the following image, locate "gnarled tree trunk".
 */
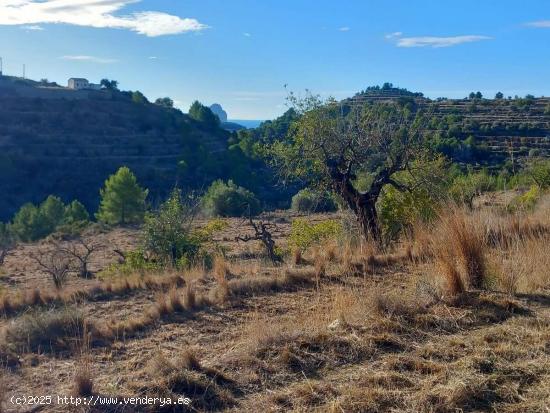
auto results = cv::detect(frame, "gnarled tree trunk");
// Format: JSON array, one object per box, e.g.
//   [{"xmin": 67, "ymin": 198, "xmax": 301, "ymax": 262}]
[{"xmin": 330, "ymin": 166, "xmax": 384, "ymax": 242}]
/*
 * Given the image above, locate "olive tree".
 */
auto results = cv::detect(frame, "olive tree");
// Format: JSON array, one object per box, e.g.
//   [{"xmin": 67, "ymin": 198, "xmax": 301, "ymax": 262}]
[{"xmin": 270, "ymin": 93, "xmax": 428, "ymax": 241}]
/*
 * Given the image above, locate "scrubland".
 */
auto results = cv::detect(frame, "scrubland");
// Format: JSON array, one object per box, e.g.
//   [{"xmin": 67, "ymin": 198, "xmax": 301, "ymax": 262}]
[{"xmin": 0, "ymin": 197, "xmax": 549, "ymax": 412}]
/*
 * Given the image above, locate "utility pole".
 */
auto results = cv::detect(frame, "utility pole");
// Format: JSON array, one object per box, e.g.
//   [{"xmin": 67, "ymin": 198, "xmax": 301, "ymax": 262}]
[
  {"xmin": 22, "ymin": 64, "xmax": 26, "ymax": 79},
  {"xmin": 0, "ymin": 57, "xmax": 3, "ymax": 76}
]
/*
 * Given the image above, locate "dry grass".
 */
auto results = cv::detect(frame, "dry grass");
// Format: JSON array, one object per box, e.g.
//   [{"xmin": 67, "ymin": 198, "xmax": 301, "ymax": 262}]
[
  {"xmin": 212, "ymin": 267, "xmax": 316, "ymax": 303},
  {"xmin": 3, "ymin": 205, "xmax": 549, "ymax": 412},
  {"xmin": 5, "ymin": 309, "xmax": 87, "ymax": 353},
  {"xmin": 291, "ymin": 248, "xmax": 303, "ymax": 265},
  {"xmin": 213, "ymin": 255, "xmax": 231, "ymax": 280},
  {"xmin": 133, "ymin": 350, "xmax": 236, "ymax": 411},
  {"xmin": 436, "ymin": 254, "xmax": 465, "ymax": 297},
  {"xmin": 0, "ymin": 273, "xmax": 184, "ymax": 317}
]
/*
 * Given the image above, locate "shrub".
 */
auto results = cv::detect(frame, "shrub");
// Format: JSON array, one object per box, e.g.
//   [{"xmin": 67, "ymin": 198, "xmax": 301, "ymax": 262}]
[
  {"xmin": 448, "ymin": 171, "xmax": 496, "ymax": 208},
  {"xmin": 508, "ymin": 185, "xmax": 541, "ymax": 212},
  {"xmin": 202, "ymin": 180, "xmax": 261, "ymax": 217},
  {"xmin": 96, "ymin": 167, "xmax": 148, "ymax": 225},
  {"xmin": 291, "ymin": 189, "xmax": 338, "ymax": 213},
  {"xmin": 143, "ymin": 189, "xmax": 202, "ymax": 267},
  {"xmin": 526, "ymin": 159, "xmax": 550, "ymax": 189},
  {"xmin": 378, "ymin": 157, "xmax": 449, "ymax": 240},
  {"xmin": 11, "ymin": 197, "xmax": 89, "ymax": 242},
  {"xmin": 288, "ymin": 219, "xmax": 343, "ymax": 252}
]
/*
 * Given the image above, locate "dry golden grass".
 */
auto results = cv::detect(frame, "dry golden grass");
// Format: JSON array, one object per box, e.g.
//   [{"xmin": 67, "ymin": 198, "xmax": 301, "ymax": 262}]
[
  {"xmin": 0, "ymin": 272, "xmax": 184, "ymax": 317},
  {"xmin": 3, "ymin": 203, "xmax": 549, "ymax": 412}
]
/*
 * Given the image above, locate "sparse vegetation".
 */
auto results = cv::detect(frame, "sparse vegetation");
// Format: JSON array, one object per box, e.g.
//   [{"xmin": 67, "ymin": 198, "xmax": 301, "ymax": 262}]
[{"xmin": 1, "ymin": 81, "xmax": 549, "ymax": 413}]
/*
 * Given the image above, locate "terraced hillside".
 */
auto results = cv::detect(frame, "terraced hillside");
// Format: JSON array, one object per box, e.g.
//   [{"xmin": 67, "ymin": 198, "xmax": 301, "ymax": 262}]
[
  {"xmin": 349, "ymin": 89, "xmax": 550, "ymax": 168},
  {"xmin": 0, "ymin": 77, "xmax": 228, "ymax": 220}
]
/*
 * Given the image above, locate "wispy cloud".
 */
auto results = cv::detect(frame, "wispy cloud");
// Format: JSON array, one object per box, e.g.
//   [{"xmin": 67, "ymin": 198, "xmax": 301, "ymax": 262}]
[
  {"xmin": 339, "ymin": 26, "xmax": 350, "ymax": 32},
  {"xmin": 526, "ymin": 20, "xmax": 550, "ymax": 28},
  {"xmin": 387, "ymin": 32, "xmax": 491, "ymax": 48},
  {"xmin": 21, "ymin": 24, "xmax": 44, "ymax": 30},
  {"xmin": 243, "ymin": 32, "xmax": 251, "ymax": 37},
  {"xmin": 148, "ymin": 56, "xmax": 158, "ymax": 60},
  {"xmin": 0, "ymin": 0, "xmax": 209, "ymax": 37},
  {"xmin": 385, "ymin": 31, "xmax": 402, "ymax": 39},
  {"xmin": 61, "ymin": 55, "xmax": 118, "ymax": 64}
]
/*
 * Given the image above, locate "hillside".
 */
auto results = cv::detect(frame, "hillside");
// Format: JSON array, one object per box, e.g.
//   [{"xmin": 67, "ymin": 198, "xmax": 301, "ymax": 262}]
[
  {"xmin": 0, "ymin": 76, "xmax": 228, "ymax": 220},
  {"xmin": 348, "ymin": 87, "xmax": 550, "ymax": 168}
]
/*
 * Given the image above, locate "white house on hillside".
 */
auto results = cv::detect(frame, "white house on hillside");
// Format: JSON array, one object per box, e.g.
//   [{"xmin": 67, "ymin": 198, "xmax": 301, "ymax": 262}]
[{"xmin": 68, "ymin": 78, "xmax": 101, "ymax": 90}]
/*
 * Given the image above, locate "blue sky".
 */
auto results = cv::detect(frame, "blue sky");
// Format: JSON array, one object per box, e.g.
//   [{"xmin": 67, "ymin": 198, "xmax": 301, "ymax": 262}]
[{"xmin": 0, "ymin": 0, "xmax": 549, "ymax": 119}]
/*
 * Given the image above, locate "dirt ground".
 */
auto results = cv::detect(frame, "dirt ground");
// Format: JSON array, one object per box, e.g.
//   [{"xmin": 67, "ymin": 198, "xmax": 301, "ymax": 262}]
[{"xmin": 0, "ymin": 210, "xmax": 549, "ymax": 412}]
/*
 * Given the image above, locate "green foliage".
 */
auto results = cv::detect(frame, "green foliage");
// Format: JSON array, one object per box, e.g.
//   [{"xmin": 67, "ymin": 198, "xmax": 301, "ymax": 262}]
[
  {"xmin": 288, "ymin": 218, "xmax": 343, "ymax": 252},
  {"xmin": 96, "ymin": 167, "xmax": 148, "ymax": 225},
  {"xmin": 508, "ymin": 185, "xmax": 541, "ymax": 212},
  {"xmin": 189, "ymin": 101, "xmax": 220, "ymax": 128},
  {"xmin": 10, "ymin": 196, "xmax": 89, "ymax": 242},
  {"xmin": 448, "ymin": 171, "xmax": 497, "ymax": 207},
  {"xmin": 202, "ymin": 180, "xmax": 261, "ymax": 217},
  {"xmin": 291, "ymin": 189, "xmax": 338, "ymax": 213},
  {"xmin": 155, "ymin": 97, "xmax": 174, "ymax": 108},
  {"xmin": 526, "ymin": 159, "xmax": 550, "ymax": 189},
  {"xmin": 11, "ymin": 203, "xmax": 47, "ymax": 242},
  {"xmin": 63, "ymin": 200, "xmax": 90, "ymax": 225},
  {"xmin": 131, "ymin": 91, "xmax": 148, "ymax": 104},
  {"xmin": 99, "ymin": 249, "xmax": 160, "ymax": 278},
  {"xmin": 40, "ymin": 195, "xmax": 66, "ymax": 232},
  {"xmin": 100, "ymin": 79, "xmax": 119, "ymax": 90},
  {"xmin": 378, "ymin": 157, "xmax": 449, "ymax": 239},
  {"xmin": 142, "ymin": 188, "xmax": 201, "ymax": 266}
]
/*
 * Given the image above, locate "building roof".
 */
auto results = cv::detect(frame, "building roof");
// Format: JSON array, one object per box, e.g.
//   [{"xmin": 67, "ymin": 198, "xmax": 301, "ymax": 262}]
[{"xmin": 68, "ymin": 78, "xmax": 89, "ymax": 82}]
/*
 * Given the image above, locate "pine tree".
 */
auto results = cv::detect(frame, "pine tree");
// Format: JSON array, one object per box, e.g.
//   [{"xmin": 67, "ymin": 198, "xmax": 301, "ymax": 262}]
[{"xmin": 96, "ymin": 167, "xmax": 148, "ymax": 225}]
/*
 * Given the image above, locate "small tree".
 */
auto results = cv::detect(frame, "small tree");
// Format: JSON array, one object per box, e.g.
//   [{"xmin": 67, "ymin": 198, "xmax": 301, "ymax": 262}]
[
  {"xmin": 100, "ymin": 79, "xmax": 119, "ymax": 90},
  {"xmin": 495, "ymin": 92, "xmax": 504, "ymax": 99},
  {"xmin": 235, "ymin": 216, "xmax": 281, "ymax": 263},
  {"xmin": 96, "ymin": 167, "xmax": 148, "ymax": 225},
  {"xmin": 11, "ymin": 203, "xmax": 46, "ymax": 242},
  {"xmin": 40, "ymin": 195, "xmax": 66, "ymax": 233},
  {"xmin": 155, "ymin": 97, "xmax": 174, "ymax": 108},
  {"xmin": 63, "ymin": 200, "xmax": 90, "ymax": 225},
  {"xmin": 143, "ymin": 189, "xmax": 200, "ymax": 266},
  {"xmin": 132, "ymin": 91, "xmax": 148, "ymax": 104},
  {"xmin": 270, "ymin": 93, "xmax": 429, "ymax": 242},
  {"xmin": 189, "ymin": 101, "xmax": 221, "ymax": 128},
  {"xmin": 59, "ymin": 238, "xmax": 101, "ymax": 279},
  {"xmin": 31, "ymin": 246, "xmax": 72, "ymax": 289}
]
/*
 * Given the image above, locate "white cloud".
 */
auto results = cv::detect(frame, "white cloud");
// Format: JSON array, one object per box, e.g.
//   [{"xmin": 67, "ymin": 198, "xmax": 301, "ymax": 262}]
[
  {"xmin": 148, "ymin": 56, "xmax": 158, "ymax": 59},
  {"xmin": 526, "ymin": 20, "xmax": 550, "ymax": 28},
  {"xmin": 61, "ymin": 55, "xmax": 117, "ymax": 64},
  {"xmin": 0, "ymin": 0, "xmax": 208, "ymax": 37},
  {"xmin": 386, "ymin": 32, "xmax": 491, "ymax": 48},
  {"xmin": 339, "ymin": 26, "xmax": 350, "ymax": 32},
  {"xmin": 21, "ymin": 24, "xmax": 43, "ymax": 30},
  {"xmin": 385, "ymin": 31, "xmax": 402, "ymax": 39}
]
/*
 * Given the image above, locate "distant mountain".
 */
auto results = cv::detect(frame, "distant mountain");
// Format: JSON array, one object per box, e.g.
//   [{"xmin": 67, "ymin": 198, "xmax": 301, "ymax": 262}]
[{"xmin": 209, "ymin": 103, "xmax": 228, "ymax": 123}]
